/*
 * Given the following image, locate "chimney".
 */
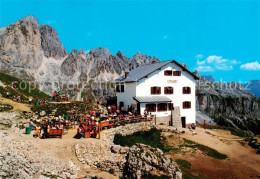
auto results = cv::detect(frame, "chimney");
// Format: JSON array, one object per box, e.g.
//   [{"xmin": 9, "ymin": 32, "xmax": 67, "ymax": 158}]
[
  {"xmin": 125, "ymin": 69, "xmax": 129, "ymax": 78},
  {"xmin": 180, "ymin": 63, "xmax": 187, "ymax": 69}
]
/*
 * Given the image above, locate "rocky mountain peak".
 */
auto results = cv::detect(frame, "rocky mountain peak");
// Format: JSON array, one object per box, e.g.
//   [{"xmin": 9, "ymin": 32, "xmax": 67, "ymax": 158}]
[
  {"xmin": 18, "ymin": 15, "xmax": 38, "ymax": 25},
  {"xmin": 130, "ymin": 52, "xmax": 159, "ymax": 69},
  {"xmin": 40, "ymin": 24, "xmax": 67, "ymax": 59},
  {"xmin": 61, "ymin": 49, "xmax": 84, "ymax": 76},
  {"xmin": 79, "ymin": 49, "xmax": 86, "ymax": 56},
  {"xmin": 91, "ymin": 47, "xmax": 111, "ymax": 59},
  {"xmin": 116, "ymin": 51, "xmax": 124, "ymax": 58}
]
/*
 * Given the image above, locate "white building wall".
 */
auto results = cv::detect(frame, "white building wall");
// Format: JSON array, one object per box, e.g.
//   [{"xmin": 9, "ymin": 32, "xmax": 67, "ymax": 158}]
[
  {"xmin": 136, "ymin": 63, "xmax": 196, "ymax": 124},
  {"xmin": 117, "ymin": 82, "xmax": 136, "ymax": 111}
]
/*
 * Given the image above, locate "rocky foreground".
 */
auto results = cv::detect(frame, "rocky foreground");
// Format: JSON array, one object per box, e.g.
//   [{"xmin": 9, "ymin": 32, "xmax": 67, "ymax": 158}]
[{"xmin": 0, "ymin": 111, "xmax": 181, "ymax": 179}]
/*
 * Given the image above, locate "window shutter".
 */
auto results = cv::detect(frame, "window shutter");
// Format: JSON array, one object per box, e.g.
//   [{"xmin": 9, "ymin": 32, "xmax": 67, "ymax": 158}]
[
  {"xmin": 164, "ymin": 87, "xmax": 167, "ymax": 94},
  {"xmin": 169, "ymin": 103, "xmax": 174, "ymax": 110},
  {"xmin": 151, "ymin": 87, "xmax": 154, "ymax": 94},
  {"xmin": 183, "ymin": 102, "xmax": 185, "ymax": 108},
  {"xmin": 182, "ymin": 87, "xmax": 185, "ymax": 94},
  {"xmin": 171, "ymin": 88, "xmax": 174, "ymax": 94},
  {"xmin": 189, "ymin": 102, "xmax": 191, "ymax": 108},
  {"xmin": 188, "ymin": 87, "xmax": 191, "ymax": 94},
  {"xmin": 159, "ymin": 87, "xmax": 161, "ymax": 94}
]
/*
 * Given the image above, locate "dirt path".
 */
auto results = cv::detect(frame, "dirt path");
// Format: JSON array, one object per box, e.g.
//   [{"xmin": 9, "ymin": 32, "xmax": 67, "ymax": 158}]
[
  {"xmin": 0, "ymin": 97, "xmax": 31, "ymax": 112},
  {"xmin": 170, "ymin": 127, "xmax": 260, "ymax": 179},
  {"xmin": 27, "ymin": 128, "xmax": 118, "ymax": 179}
]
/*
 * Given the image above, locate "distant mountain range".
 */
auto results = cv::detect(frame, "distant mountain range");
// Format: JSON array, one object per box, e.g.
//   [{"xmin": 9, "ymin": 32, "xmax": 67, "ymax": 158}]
[
  {"xmin": 243, "ymin": 80, "xmax": 260, "ymax": 97},
  {"xmin": 201, "ymin": 75, "xmax": 215, "ymax": 82},
  {"xmin": 201, "ymin": 75, "xmax": 260, "ymax": 97}
]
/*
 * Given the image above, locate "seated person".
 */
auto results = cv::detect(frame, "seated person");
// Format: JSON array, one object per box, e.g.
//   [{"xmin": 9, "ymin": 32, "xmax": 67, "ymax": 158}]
[
  {"xmin": 41, "ymin": 124, "xmax": 49, "ymax": 139},
  {"xmin": 79, "ymin": 125, "xmax": 85, "ymax": 138},
  {"xmin": 58, "ymin": 124, "xmax": 63, "ymax": 129},
  {"xmin": 29, "ymin": 119, "xmax": 36, "ymax": 129},
  {"xmin": 34, "ymin": 123, "xmax": 41, "ymax": 138},
  {"xmin": 191, "ymin": 123, "xmax": 196, "ymax": 130}
]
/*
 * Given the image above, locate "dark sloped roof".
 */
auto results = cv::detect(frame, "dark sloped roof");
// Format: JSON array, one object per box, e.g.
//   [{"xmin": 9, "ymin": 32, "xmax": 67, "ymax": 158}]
[
  {"xmin": 133, "ymin": 96, "xmax": 172, "ymax": 103},
  {"xmin": 116, "ymin": 60, "xmax": 199, "ymax": 83}
]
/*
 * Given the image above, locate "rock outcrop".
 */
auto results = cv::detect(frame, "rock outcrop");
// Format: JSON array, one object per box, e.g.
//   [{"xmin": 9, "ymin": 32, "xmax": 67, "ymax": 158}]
[
  {"xmin": 40, "ymin": 25, "xmax": 67, "ymax": 59},
  {"xmin": 75, "ymin": 122, "xmax": 155, "ymax": 172},
  {"xmin": 123, "ymin": 144, "xmax": 182, "ymax": 179},
  {"xmin": 196, "ymin": 78, "xmax": 260, "ymax": 134},
  {"xmin": 0, "ymin": 15, "xmax": 43, "ymax": 71}
]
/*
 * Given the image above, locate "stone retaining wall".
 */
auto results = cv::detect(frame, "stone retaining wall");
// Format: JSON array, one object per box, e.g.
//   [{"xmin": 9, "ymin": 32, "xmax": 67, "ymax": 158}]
[{"xmin": 75, "ymin": 122, "xmax": 179, "ymax": 174}]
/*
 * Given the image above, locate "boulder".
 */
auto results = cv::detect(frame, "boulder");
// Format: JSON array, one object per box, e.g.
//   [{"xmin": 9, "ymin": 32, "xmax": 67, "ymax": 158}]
[{"xmin": 123, "ymin": 144, "xmax": 182, "ymax": 179}]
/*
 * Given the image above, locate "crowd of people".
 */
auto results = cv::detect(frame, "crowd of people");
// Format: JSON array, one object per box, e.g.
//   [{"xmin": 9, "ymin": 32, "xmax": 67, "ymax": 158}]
[
  {"xmin": 28, "ymin": 103, "xmax": 151, "ymax": 140},
  {"xmin": 29, "ymin": 114, "xmax": 72, "ymax": 138},
  {"xmin": 52, "ymin": 91, "xmax": 69, "ymax": 102},
  {"xmin": 4, "ymin": 88, "xmax": 70, "ymax": 106}
]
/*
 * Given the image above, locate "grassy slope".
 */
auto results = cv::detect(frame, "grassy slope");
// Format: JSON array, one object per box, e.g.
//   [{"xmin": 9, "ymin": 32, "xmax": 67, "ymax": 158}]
[
  {"xmin": 114, "ymin": 128, "xmax": 171, "ymax": 152},
  {"xmin": 0, "ymin": 72, "xmax": 49, "ymax": 100}
]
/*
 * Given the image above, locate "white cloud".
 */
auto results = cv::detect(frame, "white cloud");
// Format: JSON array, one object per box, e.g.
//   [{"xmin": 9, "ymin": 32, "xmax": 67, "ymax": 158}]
[
  {"xmin": 216, "ymin": 64, "xmax": 233, "ymax": 70},
  {"xmin": 196, "ymin": 60, "xmax": 206, "ymax": 65},
  {"xmin": 162, "ymin": 35, "xmax": 168, "ymax": 40},
  {"xmin": 196, "ymin": 66, "xmax": 213, "ymax": 72},
  {"xmin": 230, "ymin": 59, "xmax": 241, "ymax": 64},
  {"xmin": 46, "ymin": 20, "xmax": 56, "ymax": 25},
  {"xmin": 206, "ymin": 55, "xmax": 227, "ymax": 64},
  {"xmin": 194, "ymin": 54, "xmax": 240, "ymax": 72},
  {"xmin": 240, "ymin": 61, "xmax": 260, "ymax": 71},
  {"xmin": 196, "ymin": 54, "xmax": 204, "ymax": 59}
]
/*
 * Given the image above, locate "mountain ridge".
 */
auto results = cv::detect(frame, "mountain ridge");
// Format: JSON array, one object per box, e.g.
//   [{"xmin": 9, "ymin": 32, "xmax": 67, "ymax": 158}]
[{"xmin": 0, "ymin": 15, "xmax": 159, "ymax": 100}]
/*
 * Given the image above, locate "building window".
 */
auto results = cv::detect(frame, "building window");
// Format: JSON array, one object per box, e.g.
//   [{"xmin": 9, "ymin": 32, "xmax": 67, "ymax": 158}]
[
  {"xmin": 182, "ymin": 87, "xmax": 191, "ymax": 94},
  {"xmin": 116, "ymin": 84, "xmax": 125, "ymax": 93},
  {"xmin": 158, "ymin": 103, "xmax": 167, "ymax": 111},
  {"xmin": 168, "ymin": 103, "xmax": 174, "ymax": 110},
  {"xmin": 151, "ymin": 86, "xmax": 161, "ymax": 94},
  {"xmin": 183, "ymin": 101, "xmax": 191, "ymax": 109},
  {"xmin": 121, "ymin": 85, "xmax": 125, "ymax": 92},
  {"xmin": 116, "ymin": 85, "xmax": 120, "ymax": 92},
  {"xmin": 146, "ymin": 104, "xmax": 156, "ymax": 112},
  {"xmin": 164, "ymin": 87, "xmax": 174, "ymax": 94},
  {"xmin": 164, "ymin": 70, "xmax": 172, "ymax": 76},
  {"xmin": 119, "ymin": 101, "xmax": 124, "ymax": 108},
  {"xmin": 173, "ymin": 71, "xmax": 181, "ymax": 76}
]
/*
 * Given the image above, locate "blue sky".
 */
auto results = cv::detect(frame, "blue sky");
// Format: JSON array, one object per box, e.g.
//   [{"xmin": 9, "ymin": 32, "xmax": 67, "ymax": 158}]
[{"xmin": 0, "ymin": 0, "xmax": 259, "ymax": 82}]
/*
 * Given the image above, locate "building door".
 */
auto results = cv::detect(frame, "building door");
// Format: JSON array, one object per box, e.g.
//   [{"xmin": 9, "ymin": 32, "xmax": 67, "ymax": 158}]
[
  {"xmin": 181, "ymin": 117, "xmax": 186, "ymax": 128},
  {"xmin": 137, "ymin": 103, "xmax": 140, "ymax": 115}
]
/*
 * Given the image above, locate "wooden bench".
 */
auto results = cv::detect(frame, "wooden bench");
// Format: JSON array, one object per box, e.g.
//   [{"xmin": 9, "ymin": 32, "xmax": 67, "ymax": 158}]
[
  {"xmin": 84, "ymin": 131, "xmax": 91, "ymax": 138},
  {"xmin": 99, "ymin": 121, "xmax": 113, "ymax": 130},
  {"xmin": 141, "ymin": 116, "xmax": 154, "ymax": 121},
  {"xmin": 49, "ymin": 129, "xmax": 63, "ymax": 138}
]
